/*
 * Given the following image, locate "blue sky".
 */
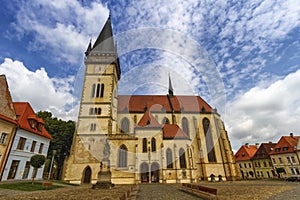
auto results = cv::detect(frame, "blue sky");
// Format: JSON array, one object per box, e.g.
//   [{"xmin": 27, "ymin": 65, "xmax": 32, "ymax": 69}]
[{"xmin": 0, "ymin": 0, "xmax": 299, "ymax": 150}]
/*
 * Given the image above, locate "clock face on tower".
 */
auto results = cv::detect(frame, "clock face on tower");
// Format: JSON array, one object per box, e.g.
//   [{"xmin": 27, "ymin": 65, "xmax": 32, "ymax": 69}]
[{"xmin": 95, "ymin": 65, "xmax": 104, "ymax": 73}]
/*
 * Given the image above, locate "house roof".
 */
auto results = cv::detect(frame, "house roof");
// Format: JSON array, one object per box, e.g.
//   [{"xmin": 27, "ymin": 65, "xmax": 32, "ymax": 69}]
[
  {"xmin": 235, "ymin": 144, "xmax": 258, "ymax": 161},
  {"xmin": 252, "ymin": 142, "xmax": 276, "ymax": 160},
  {"xmin": 13, "ymin": 102, "xmax": 52, "ymax": 140},
  {"xmin": 269, "ymin": 134, "xmax": 299, "ymax": 155},
  {"xmin": 162, "ymin": 124, "xmax": 190, "ymax": 140},
  {"xmin": 0, "ymin": 75, "xmax": 16, "ymax": 123},
  {"xmin": 118, "ymin": 95, "xmax": 214, "ymax": 113}
]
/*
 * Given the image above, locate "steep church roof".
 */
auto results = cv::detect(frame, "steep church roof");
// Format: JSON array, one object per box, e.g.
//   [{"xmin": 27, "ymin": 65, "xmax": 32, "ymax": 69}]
[
  {"xmin": 137, "ymin": 110, "xmax": 161, "ymax": 127},
  {"xmin": 85, "ymin": 17, "xmax": 121, "ymax": 80},
  {"xmin": 91, "ymin": 17, "xmax": 115, "ymax": 53},
  {"xmin": 118, "ymin": 95, "xmax": 214, "ymax": 113}
]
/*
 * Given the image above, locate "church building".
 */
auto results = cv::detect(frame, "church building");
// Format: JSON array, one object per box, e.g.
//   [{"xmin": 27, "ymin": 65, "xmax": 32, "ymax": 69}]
[{"xmin": 63, "ymin": 17, "xmax": 238, "ymax": 184}]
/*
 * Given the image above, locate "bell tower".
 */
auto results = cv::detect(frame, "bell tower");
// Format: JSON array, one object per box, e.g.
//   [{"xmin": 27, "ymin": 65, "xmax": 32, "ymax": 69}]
[{"xmin": 63, "ymin": 17, "xmax": 120, "ymax": 184}]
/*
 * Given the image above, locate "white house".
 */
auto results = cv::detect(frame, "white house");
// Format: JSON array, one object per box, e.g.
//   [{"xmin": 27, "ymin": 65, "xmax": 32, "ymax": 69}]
[{"xmin": 1, "ymin": 102, "xmax": 52, "ymax": 181}]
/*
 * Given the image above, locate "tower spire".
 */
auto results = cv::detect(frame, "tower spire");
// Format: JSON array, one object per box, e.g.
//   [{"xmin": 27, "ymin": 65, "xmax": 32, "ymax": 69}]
[{"xmin": 168, "ymin": 74, "xmax": 174, "ymax": 96}]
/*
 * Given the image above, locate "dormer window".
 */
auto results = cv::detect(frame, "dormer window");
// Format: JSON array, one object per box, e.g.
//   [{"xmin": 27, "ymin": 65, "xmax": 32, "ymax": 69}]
[
  {"xmin": 275, "ymin": 148, "xmax": 280, "ymax": 152},
  {"xmin": 28, "ymin": 119, "xmax": 36, "ymax": 129},
  {"xmin": 283, "ymin": 147, "xmax": 288, "ymax": 151},
  {"xmin": 37, "ymin": 123, "xmax": 43, "ymax": 132},
  {"xmin": 28, "ymin": 115, "xmax": 37, "ymax": 129}
]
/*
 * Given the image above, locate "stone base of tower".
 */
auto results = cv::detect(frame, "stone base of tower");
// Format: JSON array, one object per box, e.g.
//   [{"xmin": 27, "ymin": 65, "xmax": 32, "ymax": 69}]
[{"xmin": 62, "ymin": 135, "xmax": 104, "ymax": 184}]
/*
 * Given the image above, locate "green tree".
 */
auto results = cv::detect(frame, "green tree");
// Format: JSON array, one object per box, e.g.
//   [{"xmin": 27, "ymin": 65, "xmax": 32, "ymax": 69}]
[
  {"xmin": 30, "ymin": 154, "xmax": 46, "ymax": 184},
  {"xmin": 37, "ymin": 111, "xmax": 75, "ymax": 180}
]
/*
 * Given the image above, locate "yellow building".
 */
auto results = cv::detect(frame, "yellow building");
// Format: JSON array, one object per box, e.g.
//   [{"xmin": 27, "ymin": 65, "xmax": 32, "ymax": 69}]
[
  {"xmin": 269, "ymin": 133, "xmax": 300, "ymax": 178},
  {"xmin": 0, "ymin": 75, "xmax": 17, "ymax": 179},
  {"xmin": 63, "ymin": 17, "xmax": 238, "ymax": 184},
  {"xmin": 235, "ymin": 144, "xmax": 257, "ymax": 179}
]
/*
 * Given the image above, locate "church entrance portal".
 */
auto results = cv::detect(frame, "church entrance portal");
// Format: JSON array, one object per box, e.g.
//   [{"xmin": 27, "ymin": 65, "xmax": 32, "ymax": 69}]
[
  {"xmin": 83, "ymin": 166, "xmax": 92, "ymax": 183},
  {"xmin": 140, "ymin": 162, "xmax": 149, "ymax": 182},
  {"xmin": 140, "ymin": 162, "xmax": 160, "ymax": 183},
  {"xmin": 151, "ymin": 162, "xmax": 159, "ymax": 183}
]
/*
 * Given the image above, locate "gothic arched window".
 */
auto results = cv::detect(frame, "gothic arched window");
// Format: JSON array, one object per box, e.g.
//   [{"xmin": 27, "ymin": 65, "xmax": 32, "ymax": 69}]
[
  {"xmin": 179, "ymin": 148, "xmax": 187, "ymax": 169},
  {"xmin": 121, "ymin": 117, "xmax": 130, "ymax": 133},
  {"xmin": 182, "ymin": 117, "xmax": 189, "ymax": 136},
  {"xmin": 118, "ymin": 144, "xmax": 128, "ymax": 168},
  {"xmin": 151, "ymin": 137, "xmax": 156, "ymax": 152},
  {"xmin": 166, "ymin": 148, "xmax": 173, "ymax": 168},
  {"xmin": 100, "ymin": 83, "xmax": 104, "ymax": 97},
  {"xmin": 142, "ymin": 138, "xmax": 147, "ymax": 153},
  {"xmin": 203, "ymin": 118, "xmax": 216, "ymax": 162}
]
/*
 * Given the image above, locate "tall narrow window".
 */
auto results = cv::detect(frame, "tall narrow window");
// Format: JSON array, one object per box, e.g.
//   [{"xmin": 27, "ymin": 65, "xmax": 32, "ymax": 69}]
[
  {"xmin": 151, "ymin": 138, "xmax": 156, "ymax": 152},
  {"xmin": 121, "ymin": 118, "xmax": 130, "ymax": 133},
  {"xmin": 179, "ymin": 148, "xmax": 187, "ymax": 168},
  {"xmin": 142, "ymin": 138, "xmax": 147, "ymax": 153},
  {"xmin": 100, "ymin": 84, "xmax": 104, "ymax": 97},
  {"xmin": 30, "ymin": 141, "xmax": 36, "ymax": 152},
  {"xmin": 38, "ymin": 143, "xmax": 44, "ymax": 154},
  {"xmin": 118, "ymin": 145, "xmax": 128, "ymax": 168},
  {"xmin": 0, "ymin": 132, "xmax": 8, "ymax": 144},
  {"xmin": 166, "ymin": 148, "xmax": 173, "ymax": 168},
  {"xmin": 203, "ymin": 118, "xmax": 216, "ymax": 162},
  {"xmin": 92, "ymin": 84, "xmax": 96, "ymax": 97},
  {"xmin": 96, "ymin": 83, "xmax": 100, "ymax": 97},
  {"xmin": 182, "ymin": 117, "xmax": 189, "ymax": 136},
  {"xmin": 17, "ymin": 137, "xmax": 26, "ymax": 150}
]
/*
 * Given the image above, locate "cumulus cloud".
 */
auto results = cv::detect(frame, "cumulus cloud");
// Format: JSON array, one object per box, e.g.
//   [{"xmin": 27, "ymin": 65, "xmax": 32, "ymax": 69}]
[
  {"xmin": 0, "ymin": 58, "xmax": 78, "ymax": 121},
  {"xmin": 10, "ymin": 0, "xmax": 109, "ymax": 64},
  {"xmin": 226, "ymin": 70, "xmax": 300, "ymax": 150},
  {"xmin": 109, "ymin": 0, "xmax": 300, "ymax": 98}
]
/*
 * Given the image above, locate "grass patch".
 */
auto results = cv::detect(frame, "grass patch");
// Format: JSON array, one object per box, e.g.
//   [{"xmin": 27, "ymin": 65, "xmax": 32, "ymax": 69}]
[
  {"xmin": 48, "ymin": 179, "xmax": 79, "ymax": 186},
  {"xmin": 0, "ymin": 182, "xmax": 63, "ymax": 191}
]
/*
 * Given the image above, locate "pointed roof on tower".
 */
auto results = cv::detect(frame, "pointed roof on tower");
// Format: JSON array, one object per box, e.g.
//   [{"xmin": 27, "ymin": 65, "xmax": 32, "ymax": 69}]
[
  {"xmin": 168, "ymin": 74, "xmax": 174, "ymax": 96},
  {"xmin": 91, "ymin": 16, "xmax": 115, "ymax": 53}
]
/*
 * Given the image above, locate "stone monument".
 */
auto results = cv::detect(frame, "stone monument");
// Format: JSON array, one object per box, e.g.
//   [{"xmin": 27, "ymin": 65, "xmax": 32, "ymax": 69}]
[{"xmin": 92, "ymin": 139, "xmax": 114, "ymax": 189}]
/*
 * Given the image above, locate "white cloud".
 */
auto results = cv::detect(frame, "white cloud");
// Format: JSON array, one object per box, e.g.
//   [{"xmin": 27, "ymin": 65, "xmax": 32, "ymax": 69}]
[
  {"xmin": 11, "ymin": 0, "xmax": 109, "ymax": 64},
  {"xmin": 0, "ymin": 58, "xmax": 79, "ymax": 121},
  {"xmin": 226, "ymin": 70, "xmax": 300, "ymax": 150}
]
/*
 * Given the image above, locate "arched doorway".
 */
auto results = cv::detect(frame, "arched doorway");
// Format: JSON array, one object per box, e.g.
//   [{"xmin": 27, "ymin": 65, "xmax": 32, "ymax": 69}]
[
  {"xmin": 151, "ymin": 162, "xmax": 160, "ymax": 183},
  {"xmin": 140, "ymin": 162, "xmax": 149, "ymax": 183},
  {"xmin": 83, "ymin": 166, "xmax": 92, "ymax": 184}
]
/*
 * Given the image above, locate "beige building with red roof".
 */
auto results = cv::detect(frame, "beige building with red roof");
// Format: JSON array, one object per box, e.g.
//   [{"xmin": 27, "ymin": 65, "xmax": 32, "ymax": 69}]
[
  {"xmin": 235, "ymin": 144, "xmax": 258, "ymax": 179},
  {"xmin": 63, "ymin": 18, "xmax": 239, "ymax": 184},
  {"xmin": 269, "ymin": 133, "xmax": 300, "ymax": 178},
  {"xmin": 252, "ymin": 142, "xmax": 277, "ymax": 179}
]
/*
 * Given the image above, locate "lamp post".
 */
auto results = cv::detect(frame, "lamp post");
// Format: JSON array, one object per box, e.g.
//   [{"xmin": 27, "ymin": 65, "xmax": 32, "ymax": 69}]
[{"xmin": 48, "ymin": 150, "xmax": 56, "ymax": 180}]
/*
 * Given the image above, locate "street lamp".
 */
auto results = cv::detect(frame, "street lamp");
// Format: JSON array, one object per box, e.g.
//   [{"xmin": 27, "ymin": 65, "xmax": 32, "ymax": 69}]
[{"xmin": 48, "ymin": 150, "xmax": 56, "ymax": 180}]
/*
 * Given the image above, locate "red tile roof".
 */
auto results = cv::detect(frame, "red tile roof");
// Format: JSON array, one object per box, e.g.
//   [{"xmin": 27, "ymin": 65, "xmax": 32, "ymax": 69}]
[
  {"xmin": 269, "ymin": 134, "xmax": 299, "ymax": 155},
  {"xmin": 0, "ymin": 113, "xmax": 17, "ymax": 125},
  {"xmin": 235, "ymin": 145, "xmax": 258, "ymax": 161},
  {"xmin": 252, "ymin": 142, "xmax": 276, "ymax": 160},
  {"xmin": 162, "ymin": 124, "xmax": 190, "ymax": 139},
  {"xmin": 137, "ymin": 110, "xmax": 161, "ymax": 127},
  {"xmin": 13, "ymin": 102, "xmax": 52, "ymax": 140},
  {"xmin": 118, "ymin": 95, "xmax": 213, "ymax": 113}
]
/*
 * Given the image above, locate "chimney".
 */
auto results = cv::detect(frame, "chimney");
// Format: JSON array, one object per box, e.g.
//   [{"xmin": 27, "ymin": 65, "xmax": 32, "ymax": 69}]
[
  {"xmin": 290, "ymin": 133, "xmax": 294, "ymax": 138},
  {"xmin": 255, "ymin": 143, "xmax": 259, "ymax": 148},
  {"xmin": 245, "ymin": 143, "xmax": 249, "ymax": 148}
]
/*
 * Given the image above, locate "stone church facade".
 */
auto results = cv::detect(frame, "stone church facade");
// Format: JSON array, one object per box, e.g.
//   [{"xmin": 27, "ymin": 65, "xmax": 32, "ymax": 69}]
[{"xmin": 62, "ymin": 17, "xmax": 238, "ymax": 184}]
